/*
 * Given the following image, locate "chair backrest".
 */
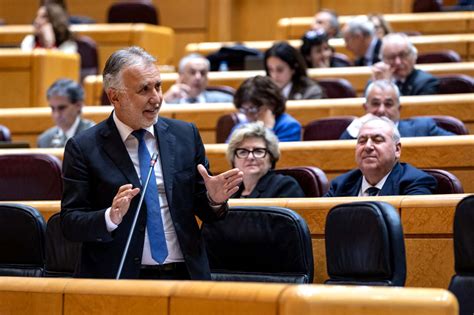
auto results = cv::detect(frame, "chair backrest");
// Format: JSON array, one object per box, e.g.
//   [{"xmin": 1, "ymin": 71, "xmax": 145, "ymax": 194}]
[
  {"xmin": 417, "ymin": 50, "xmax": 461, "ymax": 64},
  {"xmin": 0, "ymin": 154, "xmax": 63, "ymax": 201},
  {"xmin": 332, "ymin": 52, "xmax": 353, "ymax": 67},
  {"xmin": 202, "ymin": 206, "xmax": 314, "ymax": 283},
  {"xmin": 448, "ymin": 195, "xmax": 474, "ymax": 315},
  {"xmin": 412, "ymin": 0, "xmax": 442, "ymax": 12},
  {"xmin": 215, "ymin": 113, "xmax": 240, "ymax": 143},
  {"xmin": 206, "ymin": 85, "xmax": 236, "ymax": 96},
  {"xmin": 207, "ymin": 45, "xmax": 263, "ymax": 71},
  {"xmin": 411, "ymin": 115, "xmax": 469, "ymax": 135},
  {"xmin": 44, "ymin": 213, "xmax": 81, "ymax": 277},
  {"xmin": 317, "ymin": 78, "xmax": 356, "ymax": 99},
  {"xmin": 422, "ymin": 169, "xmax": 464, "ymax": 194},
  {"xmin": 107, "ymin": 2, "xmax": 159, "ymax": 25},
  {"xmin": 76, "ymin": 35, "xmax": 99, "ymax": 83},
  {"xmin": 437, "ymin": 74, "xmax": 474, "ymax": 94},
  {"xmin": 274, "ymin": 166, "xmax": 329, "ymax": 197},
  {"xmin": 303, "ymin": 116, "xmax": 357, "ymax": 141},
  {"xmin": 0, "ymin": 124, "xmax": 11, "ymax": 142},
  {"xmin": 0, "ymin": 203, "xmax": 46, "ymax": 277},
  {"xmin": 325, "ymin": 201, "xmax": 406, "ymax": 286}
]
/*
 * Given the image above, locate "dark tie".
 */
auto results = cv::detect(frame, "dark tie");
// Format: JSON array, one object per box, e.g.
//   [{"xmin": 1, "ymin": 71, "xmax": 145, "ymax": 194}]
[
  {"xmin": 395, "ymin": 80, "xmax": 403, "ymax": 93},
  {"xmin": 187, "ymin": 97, "xmax": 198, "ymax": 103},
  {"xmin": 366, "ymin": 186, "xmax": 380, "ymax": 196},
  {"xmin": 132, "ymin": 129, "xmax": 168, "ymax": 263}
]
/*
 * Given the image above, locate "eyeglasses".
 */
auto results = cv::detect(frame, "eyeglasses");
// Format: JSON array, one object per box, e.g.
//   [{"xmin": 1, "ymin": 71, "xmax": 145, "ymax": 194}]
[
  {"xmin": 234, "ymin": 148, "xmax": 268, "ymax": 159},
  {"xmin": 239, "ymin": 106, "xmax": 259, "ymax": 115},
  {"xmin": 383, "ymin": 50, "xmax": 412, "ymax": 63}
]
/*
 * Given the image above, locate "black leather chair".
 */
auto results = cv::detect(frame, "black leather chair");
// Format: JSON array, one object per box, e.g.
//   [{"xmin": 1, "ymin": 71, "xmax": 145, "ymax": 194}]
[
  {"xmin": 0, "ymin": 124, "xmax": 11, "ymax": 142},
  {"xmin": 332, "ymin": 52, "xmax": 352, "ymax": 67},
  {"xmin": 76, "ymin": 35, "xmax": 99, "ymax": 82},
  {"xmin": 44, "ymin": 213, "xmax": 81, "ymax": 277},
  {"xmin": 411, "ymin": 115, "xmax": 469, "ymax": 135},
  {"xmin": 413, "ymin": 0, "xmax": 442, "ymax": 12},
  {"xmin": 274, "ymin": 166, "xmax": 329, "ymax": 197},
  {"xmin": 202, "ymin": 206, "xmax": 314, "ymax": 283},
  {"xmin": 437, "ymin": 74, "xmax": 474, "ymax": 94},
  {"xmin": 215, "ymin": 113, "xmax": 239, "ymax": 143},
  {"xmin": 107, "ymin": 2, "xmax": 159, "ymax": 25},
  {"xmin": 325, "ymin": 201, "xmax": 406, "ymax": 286},
  {"xmin": 206, "ymin": 85, "xmax": 236, "ymax": 97},
  {"xmin": 0, "ymin": 154, "xmax": 63, "ymax": 201},
  {"xmin": 303, "ymin": 116, "xmax": 356, "ymax": 141},
  {"xmin": 417, "ymin": 50, "xmax": 461, "ymax": 64},
  {"xmin": 317, "ymin": 78, "xmax": 356, "ymax": 99},
  {"xmin": 448, "ymin": 195, "xmax": 474, "ymax": 315},
  {"xmin": 0, "ymin": 203, "xmax": 46, "ymax": 277},
  {"xmin": 423, "ymin": 169, "xmax": 464, "ymax": 194}
]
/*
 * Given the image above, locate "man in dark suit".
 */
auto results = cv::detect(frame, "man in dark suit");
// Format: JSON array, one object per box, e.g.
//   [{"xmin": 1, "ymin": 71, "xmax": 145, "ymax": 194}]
[
  {"xmin": 61, "ymin": 46, "xmax": 243, "ymax": 280},
  {"xmin": 340, "ymin": 80, "xmax": 455, "ymax": 139},
  {"xmin": 371, "ymin": 33, "xmax": 439, "ymax": 95},
  {"xmin": 327, "ymin": 117, "xmax": 436, "ymax": 197},
  {"xmin": 342, "ymin": 15, "xmax": 381, "ymax": 66}
]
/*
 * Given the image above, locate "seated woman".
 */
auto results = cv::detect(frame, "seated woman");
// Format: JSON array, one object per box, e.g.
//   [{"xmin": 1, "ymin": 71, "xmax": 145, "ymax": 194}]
[
  {"xmin": 264, "ymin": 41, "xmax": 324, "ymax": 100},
  {"xmin": 227, "ymin": 122, "xmax": 305, "ymax": 198},
  {"xmin": 21, "ymin": 3, "xmax": 77, "ymax": 53},
  {"xmin": 229, "ymin": 75, "xmax": 301, "ymax": 142},
  {"xmin": 300, "ymin": 30, "xmax": 351, "ymax": 68},
  {"xmin": 368, "ymin": 14, "xmax": 392, "ymax": 39}
]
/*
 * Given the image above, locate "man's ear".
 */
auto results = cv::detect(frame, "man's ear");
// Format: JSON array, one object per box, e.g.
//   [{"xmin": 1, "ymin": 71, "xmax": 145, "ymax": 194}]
[
  {"xmin": 395, "ymin": 141, "xmax": 402, "ymax": 160},
  {"xmin": 107, "ymin": 88, "xmax": 120, "ymax": 106},
  {"xmin": 363, "ymin": 102, "xmax": 368, "ymax": 112}
]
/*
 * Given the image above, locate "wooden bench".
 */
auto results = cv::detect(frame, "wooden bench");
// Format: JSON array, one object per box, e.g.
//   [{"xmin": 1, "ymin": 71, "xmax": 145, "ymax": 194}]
[
  {"xmin": 0, "ymin": 24, "xmax": 175, "ymax": 72},
  {"xmin": 1, "ymin": 93, "xmax": 472, "ymax": 146},
  {"xmin": 0, "ymin": 49, "xmax": 79, "ymax": 108},
  {"xmin": 185, "ymin": 33, "xmax": 474, "ymax": 61},
  {"xmin": 277, "ymin": 11, "xmax": 474, "ymax": 39}
]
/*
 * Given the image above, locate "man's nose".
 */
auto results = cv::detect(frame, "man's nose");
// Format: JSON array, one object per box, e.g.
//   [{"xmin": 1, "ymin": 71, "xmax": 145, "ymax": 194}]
[{"xmin": 375, "ymin": 104, "xmax": 386, "ymax": 116}]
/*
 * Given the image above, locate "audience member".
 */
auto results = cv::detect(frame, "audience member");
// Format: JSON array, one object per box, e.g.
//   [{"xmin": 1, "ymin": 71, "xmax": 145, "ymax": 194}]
[
  {"xmin": 371, "ymin": 33, "xmax": 439, "ymax": 95},
  {"xmin": 37, "ymin": 79, "xmax": 95, "ymax": 148},
  {"xmin": 21, "ymin": 3, "xmax": 77, "ymax": 53},
  {"xmin": 264, "ymin": 42, "xmax": 324, "ymax": 100},
  {"xmin": 326, "ymin": 117, "xmax": 437, "ymax": 196},
  {"xmin": 342, "ymin": 15, "xmax": 381, "ymax": 66},
  {"xmin": 227, "ymin": 122, "xmax": 305, "ymax": 198},
  {"xmin": 311, "ymin": 9, "xmax": 340, "ymax": 38},
  {"xmin": 340, "ymin": 80, "xmax": 454, "ymax": 139},
  {"xmin": 230, "ymin": 75, "xmax": 302, "ymax": 142},
  {"xmin": 368, "ymin": 14, "xmax": 392, "ymax": 39},
  {"xmin": 163, "ymin": 54, "xmax": 233, "ymax": 104},
  {"xmin": 300, "ymin": 30, "xmax": 348, "ymax": 68}
]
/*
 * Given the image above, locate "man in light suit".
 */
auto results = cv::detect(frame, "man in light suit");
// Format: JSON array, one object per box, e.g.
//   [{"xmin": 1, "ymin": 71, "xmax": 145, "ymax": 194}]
[
  {"xmin": 326, "ymin": 117, "xmax": 436, "ymax": 197},
  {"xmin": 37, "ymin": 79, "xmax": 95, "ymax": 148},
  {"xmin": 163, "ymin": 53, "xmax": 234, "ymax": 104},
  {"xmin": 339, "ymin": 80, "xmax": 455, "ymax": 139},
  {"xmin": 61, "ymin": 47, "xmax": 243, "ymax": 280},
  {"xmin": 342, "ymin": 15, "xmax": 381, "ymax": 66}
]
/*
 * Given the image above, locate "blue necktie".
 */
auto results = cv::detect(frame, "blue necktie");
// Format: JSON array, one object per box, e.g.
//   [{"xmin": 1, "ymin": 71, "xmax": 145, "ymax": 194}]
[
  {"xmin": 132, "ymin": 129, "xmax": 168, "ymax": 263},
  {"xmin": 366, "ymin": 187, "xmax": 380, "ymax": 196}
]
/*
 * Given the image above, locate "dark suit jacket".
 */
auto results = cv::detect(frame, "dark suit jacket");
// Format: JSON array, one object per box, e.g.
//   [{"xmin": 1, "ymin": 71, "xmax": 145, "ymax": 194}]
[
  {"xmin": 354, "ymin": 38, "xmax": 381, "ymax": 66},
  {"xmin": 324, "ymin": 162, "xmax": 437, "ymax": 197},
  {"xmin": 397, "ymin": 69, "xmax": 439, "ymax": 96},
  {"xmin": 232, "ymin": 171, "xmax": 305, "ymax": 198},
  {"xmin": 37, "ymin": 118, "xmax": 95, "ymax": 148},
  {"xmin": 61, "ymin": 115, "xmax": 225, "ymax": 280},
  {"xmin": 339, "ymin": 117, "xmax": 455, "ymax": 139}
]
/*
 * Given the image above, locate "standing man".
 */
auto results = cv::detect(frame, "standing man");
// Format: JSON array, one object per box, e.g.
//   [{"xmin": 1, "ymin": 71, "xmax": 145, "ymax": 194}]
[
  {"xmin": 61, "ymin": 46, "xmax": 243, "ymax": 280},
  {"xmin": 163, "ymin": 53, "xmax": 234, "ymax": 104},
  {"xmin": 37, "ymin": 79, "xmax": 95, "ymax": 148},
  {"xmin": 342, "ymin": 15, "xmax": 381, "ymax": 66}
]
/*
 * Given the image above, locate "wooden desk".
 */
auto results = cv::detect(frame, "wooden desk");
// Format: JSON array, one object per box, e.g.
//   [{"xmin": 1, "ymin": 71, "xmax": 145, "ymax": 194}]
[
  {"xmin": 0, "ymin": 24, "xmax": 175, "ymax": 72},
  {"xmin": 0, "ymin": 49, "xmax": 79, "ymax": 107},
  {"xmin": 277, "ymin": 11, "xmax": 474, "ymax": 39}
]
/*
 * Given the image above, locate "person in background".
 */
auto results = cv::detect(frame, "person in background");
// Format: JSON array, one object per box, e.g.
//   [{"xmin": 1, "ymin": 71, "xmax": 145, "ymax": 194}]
[
  {"xmin": 37, "ymin": 79, "xmax": 95, "ymax": 148},
  {"xmin": 230, "ymin": 75, "xmax": 301, "ymax": 142},
  {"xmin": 311, "ymin": 9, "xmax": 340, "ymax": 38},
  {"xmin": 368, "ymin": 14, "xmax": 392, "ymax": 39},
  {"xmin": 342, "ymin": 15, "xmax": 381, "ymax": 66},
  {"xmin": 163, "ymin": 53, "xmax": 233, "ymax": 104},
  {"xmin": 227, "ymin": 122, "xmax": 305, "ymax": 198},
  {"xmin": 300, "ymin": 29, "xmax": 350, "ymax": 68},
  {"xmin": 326, "ymin": 117, "xmax": 437, "ymax": 197},
  {"xmin": 21, "ymin": 3, "xmax": 77, "ymax": 53},
  {"xmin": 264, "ymin": 42, "xmax": 324, "ymax": 100}
]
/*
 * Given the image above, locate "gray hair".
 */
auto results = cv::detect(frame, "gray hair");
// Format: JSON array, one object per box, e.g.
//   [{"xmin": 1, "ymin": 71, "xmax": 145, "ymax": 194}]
[
  {"xmin": 178, "ymin": 53, "xmax": 210, "ymax": 73},
  {"xmin": 47, "ymin": 78, "xmax": 84, "ymax": 103},
  {"xmin": 226, "ymin": 122, "xmax": 280, "ymax": 168},
  {"xmin": 318, "ymin": 9, "xmax": 340, "ymax": 35},
  {"xmin": 103, "ymin": 46, "xmax": 156, "ymax": 90},
  {"xmin": 344, "ymin": 15, "xmax": 375, "ymax": 37},
  {"xmin": 359, "ymin": 116, "xmax": 401, "ymax": 144},
  {"xmin": 381, "ymin": 32, "xmax": 418, "ymax": 59},
  {"xmin": 365, "ymin": 80, "xmax": 401, "ymax": 103}
]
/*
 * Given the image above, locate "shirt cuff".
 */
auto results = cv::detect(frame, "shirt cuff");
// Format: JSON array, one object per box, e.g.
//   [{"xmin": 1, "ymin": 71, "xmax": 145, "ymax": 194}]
[{"xmin": 104, "ymin": 207, "xmax": 118, "ymax": 232}]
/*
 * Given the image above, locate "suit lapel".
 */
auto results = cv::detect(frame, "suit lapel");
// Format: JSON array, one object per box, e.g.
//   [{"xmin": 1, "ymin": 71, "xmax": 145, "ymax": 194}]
[
  {"xmin": 156, "ymin": 118, "xmax": 175, "ymax": 203},
  {"xmin": 380, "ymin": 163, "xmax": 401, "ymax": 195}
]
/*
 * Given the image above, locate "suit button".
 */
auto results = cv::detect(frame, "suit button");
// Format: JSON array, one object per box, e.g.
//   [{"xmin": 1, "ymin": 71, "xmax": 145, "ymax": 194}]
[{"xmin": 134, "ymin": 257, "xmax": 140, "ymax": 264}]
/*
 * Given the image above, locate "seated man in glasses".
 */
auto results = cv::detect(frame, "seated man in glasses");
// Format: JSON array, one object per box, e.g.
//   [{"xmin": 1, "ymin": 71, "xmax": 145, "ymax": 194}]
[
  {"xmin": 37, "ymin": 79, "xmax": 95, "ymax": 148},
  {"xmin": 226, "ymin": 122, "xmax": 305, "ymax": 198},
  {"xmin": 228, "ymin": 75, "xmax": 301, "ymax": 142}
]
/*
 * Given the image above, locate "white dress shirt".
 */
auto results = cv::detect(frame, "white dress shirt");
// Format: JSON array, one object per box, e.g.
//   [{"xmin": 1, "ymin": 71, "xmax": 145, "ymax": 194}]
[{"xmin": 358, "ymin": 171, "xmax": 392, "ymax": 196}]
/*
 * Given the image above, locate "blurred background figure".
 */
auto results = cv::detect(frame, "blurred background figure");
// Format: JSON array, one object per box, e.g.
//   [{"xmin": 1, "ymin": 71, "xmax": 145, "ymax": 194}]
[
  {"xmin": 311, "ymin": 9, "xmax": 340, "ymax": 38},
  {"xmin": 231, "ymin": 75, "xmax": 301, "ymax": 142},
  {"xmin": 264, "ymin": 42, "xmax": 324, "ymax": 100},
  {"xmin": 21, "ymin": 3, "xmax": 77, "ymax": 53},
  {"xmin": 300, "ymin": 30, "xmax": 350, "ymax": 68},
  {"xmin": 227, "ymin": 122, "xmax": 305, "ymax": 198},
  {"xmin": 368, "ymin": 14, "xmax": 392, "ymax": 39},
  {"xmin": 342, "ymin": 15, "xmax": 381, "ymax": 66}
]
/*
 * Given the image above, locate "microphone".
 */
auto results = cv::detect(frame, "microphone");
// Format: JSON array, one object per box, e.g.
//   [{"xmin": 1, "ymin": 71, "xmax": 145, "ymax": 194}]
[{"xmin": 116, "ymin": 152, "xmax": 159, "ymax": 280}]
